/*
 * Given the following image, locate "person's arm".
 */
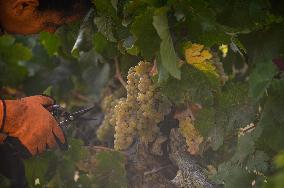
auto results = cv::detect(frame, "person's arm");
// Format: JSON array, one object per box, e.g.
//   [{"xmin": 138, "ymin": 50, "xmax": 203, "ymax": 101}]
[
  {"xmin": 0, "ymin": 96, "xmax": 66, "ymax": 155},
  {"xmin": 0, "ymin": 99, "xmax": 7, "ymax": 143}
]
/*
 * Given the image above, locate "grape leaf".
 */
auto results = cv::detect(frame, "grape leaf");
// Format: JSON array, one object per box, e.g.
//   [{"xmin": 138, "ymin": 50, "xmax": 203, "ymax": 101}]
[
  {"xmin": 94, "ymin": 16, "xmax": 116, "ymax": 43},
  {"xmin": 195, "ymin": 107, "xmax": 216, "ymax": 136},
  {"xmin": 160, "ymin": 64, "xmax": 217, "ymax": 106},
  {"xmin": 93, "ymin": 33, "xmax": 117, "ymax": 58},
  {"xmin": 246, "ymin": 150, "xmax": 269, "ymax": 173},
  {"xmin": 72, "ymin": 9, "xmax": 95, "ymax": 57},
  {"xmin": 257, "ymin": 82, "xmax": 284, "ymax": 152},
  {"xmin": 131, "ymin": 8, "xmax": 160, "ymax": 60},
  {"xmin": 218, "ymin": 83, "xmax": 255, "ymax": 133},
  {"xmin": 153, "ymin": 8, "xmax": 181, "ymax": 79},
  {"xmin": 263, "ymin": 150, "xmax": 284, "ymax": 188},
  {"xmin": 54, "ymin": 22, "xmax": 80, "ymax": 58},
  {"xmin": 62, "ymin": 138, "xmax": 88, "ymax": 161},
  {"xmin": 42, "ymin": 86, "xmax": 53, "ymax": 96},
  {"xmin": 93, "ymin": 33, "xmax": 109, "ymax": 53},
  {"xmin": 0, "ymin": 35, "xmax": 32, "ymax": 85},
  {"xmin": 24, "ymin": 152, "xmax": 55, "ymax": 188},
  {"xmin": 208, "ymin": 126, "xmax": 224, "ymax": 151},
  {"xmin": 212, "ymin": 162, "xmax": 253, "ymax": 188},
  {"xmin": 0, "ymin": 35, "xmax": 32, "ymax": 64},
  {"xmin": 249, "ymin": 62, "xmax": 277, "ymax": 102},
  {"xmin": 39, "ymin": 32, "xmax": 60, "ymax": 56},
  {"xmin": 275, "ymin": 151, "xmax": 284, "ymax": 168},
  {"xmin": 93, "ymin": 151, "xmax": 127, "ymax": 188},
  {"xmin": 92, "ymin": 0, "xmax": 118, "ymax": 20},
  {"xmin": 231, "ymin": 132, "xmax": 256, "ymax": 163},
  {"xmin": 157, "ymin": 53, "xmax": 169, "ymax": 83}
]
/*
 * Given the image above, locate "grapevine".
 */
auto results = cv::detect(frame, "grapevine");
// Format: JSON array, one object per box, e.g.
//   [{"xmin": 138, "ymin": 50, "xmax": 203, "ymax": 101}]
[
  {"xmin": 114, "ymin": 62, "xmax": 168, "ymax": 150},
  {"xmin": 0, "ymin": 0, "xmax": 283, "ymax": 187},
  {"xmin": 178, "ymin": 116, "xmax": 203, "ymax": 155},
  {"xmin": 96, "ymin": 95, "xmax": 118, "ymax": 142}
]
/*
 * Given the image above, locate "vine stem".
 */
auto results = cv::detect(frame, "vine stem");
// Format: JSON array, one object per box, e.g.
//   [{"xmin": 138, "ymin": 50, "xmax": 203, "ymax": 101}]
[
  {"xmin": 86, "ymin": 146, "xmax": 127, "ymax": 156},
  {"xmin": 144, "ymin": 164, "xmax": 173, "ymax": 176},
  {"xmin": 72, "ymin": 91, "xmax": 91, "ymax": 102},
  {"xmin": 114, "ymin": 57, "xmax": 127, "ymax": 89}
]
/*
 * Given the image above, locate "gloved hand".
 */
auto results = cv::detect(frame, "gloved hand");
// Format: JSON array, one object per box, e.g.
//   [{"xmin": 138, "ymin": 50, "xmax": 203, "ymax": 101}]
[{"xmin": 0, "ymin": 95, "xmax": 66, "ymax": 155}]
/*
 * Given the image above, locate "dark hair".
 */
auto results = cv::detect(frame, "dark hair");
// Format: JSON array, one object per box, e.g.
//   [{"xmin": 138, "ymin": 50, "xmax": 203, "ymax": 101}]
[{"xmin": 37, "ymin": 0, "xmax": 91, "ymax": 12}]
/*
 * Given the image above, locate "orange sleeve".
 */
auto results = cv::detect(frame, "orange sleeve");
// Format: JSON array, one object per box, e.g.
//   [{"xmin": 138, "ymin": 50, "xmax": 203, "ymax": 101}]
[
  {"xmin": 0, "ymin": 99, "xmax": 4, "ymax": 130},
  {"xmin": 0, "ymin": 99, "xmax": 7, "ymax": 143}
]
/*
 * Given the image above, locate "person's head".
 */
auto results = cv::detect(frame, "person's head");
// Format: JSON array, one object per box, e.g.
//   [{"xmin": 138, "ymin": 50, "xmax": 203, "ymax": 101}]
[{"xmin": 0, "ymin": 0, "xmax": 91, "ymax": 35}]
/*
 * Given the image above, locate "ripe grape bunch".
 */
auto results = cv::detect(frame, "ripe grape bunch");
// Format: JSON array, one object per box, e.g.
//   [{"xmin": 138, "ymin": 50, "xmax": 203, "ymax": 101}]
[
  {"xmin": 114, "ymin": 62, "xmax": 166, "ymax": 150},
  {"xmin": 178, "ymin": 116, "xmax": 203, "ymax": 155},
  {"xmin": 97, "ymin": 95, "xmax": 118, "ymax": 142}
]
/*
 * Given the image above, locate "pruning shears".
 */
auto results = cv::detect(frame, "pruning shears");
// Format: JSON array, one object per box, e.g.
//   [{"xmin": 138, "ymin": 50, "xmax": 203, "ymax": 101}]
[{"xmin": 50, "ymin": 104, "xmax": 96, "ymax": 127}]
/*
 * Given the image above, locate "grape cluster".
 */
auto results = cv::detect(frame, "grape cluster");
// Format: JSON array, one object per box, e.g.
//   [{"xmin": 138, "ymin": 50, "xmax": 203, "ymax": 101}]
[
  {"xmin": 114, "ymin": 62, "xmax": 166, "ymax": 150},
  {"xmin": 178, "ymin": 116, "xmax": 203, "ymax": 155},
  {"xmin": 97, "ymin": 95, "xmax": 118, "ymax": 142}
]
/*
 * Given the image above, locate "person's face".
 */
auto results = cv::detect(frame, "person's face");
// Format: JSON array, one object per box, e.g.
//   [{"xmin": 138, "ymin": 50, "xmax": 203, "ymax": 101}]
[{"xmin": 0, "ymin": 0, "xmax": 87, "ymax": 35}]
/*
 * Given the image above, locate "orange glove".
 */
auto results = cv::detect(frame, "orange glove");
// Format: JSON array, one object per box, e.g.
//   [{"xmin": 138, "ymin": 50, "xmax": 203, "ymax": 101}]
[{"xmin": 0, "ymin": 95, "xmax": 66, "ymax": 155}]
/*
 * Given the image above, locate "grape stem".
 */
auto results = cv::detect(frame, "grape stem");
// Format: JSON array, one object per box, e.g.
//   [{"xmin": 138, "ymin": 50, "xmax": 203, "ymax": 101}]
[
  {"xmin": 144, "ymin": 164, "xmax": 173, "ymax": 176},
  {"xmin": 72, "ymin": 91, "xmax": 91, "ymax": 102},
  {"xmin": 114, "ymin": 57, "xmax": 127, "ymax": 89}
]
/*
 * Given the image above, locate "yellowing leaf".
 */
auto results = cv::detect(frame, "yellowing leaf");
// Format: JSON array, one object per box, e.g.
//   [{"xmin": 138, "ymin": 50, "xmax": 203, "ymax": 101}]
[
  {"xmin": 219, "ymin": 44, "xmax": 228, "ymax": 57},
  {"xmin": 189, "ymin": 43, "xmax": 204, "ymax": 55},
  {"xmin": 201, "ymin": 50, "xmax": 213, "ymax": 60},
  {"xmin": 178, "ymin": 116, "xmax": 204, "ymax": 155},
  {"xmin": 185, "ymin": 43, "xmax": 212, "ymax": 64},
  {"xmin": 193, "ymin": 62, "xmax": 217, "ymax": 77},
  {"xmin": 184, "ymin": 43, "xmax": 219, "ymax": 79}
]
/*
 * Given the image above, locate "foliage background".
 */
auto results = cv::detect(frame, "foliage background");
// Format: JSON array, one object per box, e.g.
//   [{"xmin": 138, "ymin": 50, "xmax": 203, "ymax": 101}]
[{"xmin": 0, "ymin": 0, "xmax": 284, "ymax": 187}]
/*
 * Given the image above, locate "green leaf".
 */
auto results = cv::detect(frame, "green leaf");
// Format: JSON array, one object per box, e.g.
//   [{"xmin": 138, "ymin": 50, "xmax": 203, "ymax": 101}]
[
  {"xmin": 24, "ymin": 152, "xmax": 55, "ymax": 187},
  {"xmin": 263, "ymin": 149, "xmax": 284, "ymax": 188},
  {"xmin": 94, "ymin": 16, "xmax": 116, "ymax": 42},
  {"xmin": 43, "ymin": 86, "xmax": 53, "ymax": 96},
  {"xmin": 191, "ymin": 103, "xmax": 222, "ymax": 151},
  {"xmin": 157, "ymin": 53, "xmax": 169, "ymax": 83},
  {"xmin": 208, "ymin": 126, "xmax": 224, "ymax": 151},
  {"xmin": 218, "ymin": 83, "xmax": 255, "ymax": 133},
  {"xmin": 153, "ymin": 8, "xmax": 181, "ymax": 79},
  {"xmin": 275, "ymin": 151, "xmax": 284, "ymax": 168},
  {"xmin": 56, "ymin": 22, "xmax": 80, "ymax": 57},
  {"xmin": 0, "ymin": 35, "xmax": 32, "ymax": 85},
  {"xmin": 212, "ymin": 162, "xmax": 253, "ymax": 188},
  {"xmin": 93, "ymin": 33, "xmax": 110, "ymax": 53},
  {"xmin": 72, "ymin": 9, "xmax": 95, "ymax": 57},
  {"xmin": 0, "ymin": 35, "xmax": 15, "ymax": 46},
  {"xmin": 62, "ymin": 138, "xmax": 87, "ymax": 161},
  {"xmin": 258, "ymin": 83, "xmax": 284, "ymax": 152},
  {"xmin": 232, "ymin": 133, "xmax": 255, "ymax": 163},
  {"xmin": 246, "ymin": 151, "xmax": 269, "ymax": 173},
  {"xmin": 249, "ymin": 62, "xmax": 277, "ymax": 102},
  {"xmin": 130, "ymin": 8, "xmax": 160, "ymax": 60},
  {"xmin": 0, "ymin": 35, "xmax": 32, "ymax": 64},
  {"xmin": 126, "ymin": 45, "xmax": 139, "ymax": 56},
  {"xmin": 92, "ymin": 0, "xmax": 117, "ymax": 19},
  {"xmin": 39, "ymin": 32, "xmax": 60, "ymax": 56},
  {"xmin": 93, "ymin": 151, "xmax": 127, "ymax": 188},
  {"xmin": 160, "ymin": 64, "xmax": 217, "ymax": 106},
  {"xmin": 93, "ymin": 33, "xmax": 117, "ymax": 58},
  {"xmin": 195, "ymin": 107, "xmax": 216, "ymax": 136}
]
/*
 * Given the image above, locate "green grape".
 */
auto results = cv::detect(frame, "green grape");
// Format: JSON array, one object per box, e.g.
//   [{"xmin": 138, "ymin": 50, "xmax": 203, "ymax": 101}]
[
  {"xmin": 96, "ymin": 95, "xmax": 119, "ymax": 142},
  {"xmin": 113, "ymin": 62, "xmax": 170, "ymax": 150}
]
